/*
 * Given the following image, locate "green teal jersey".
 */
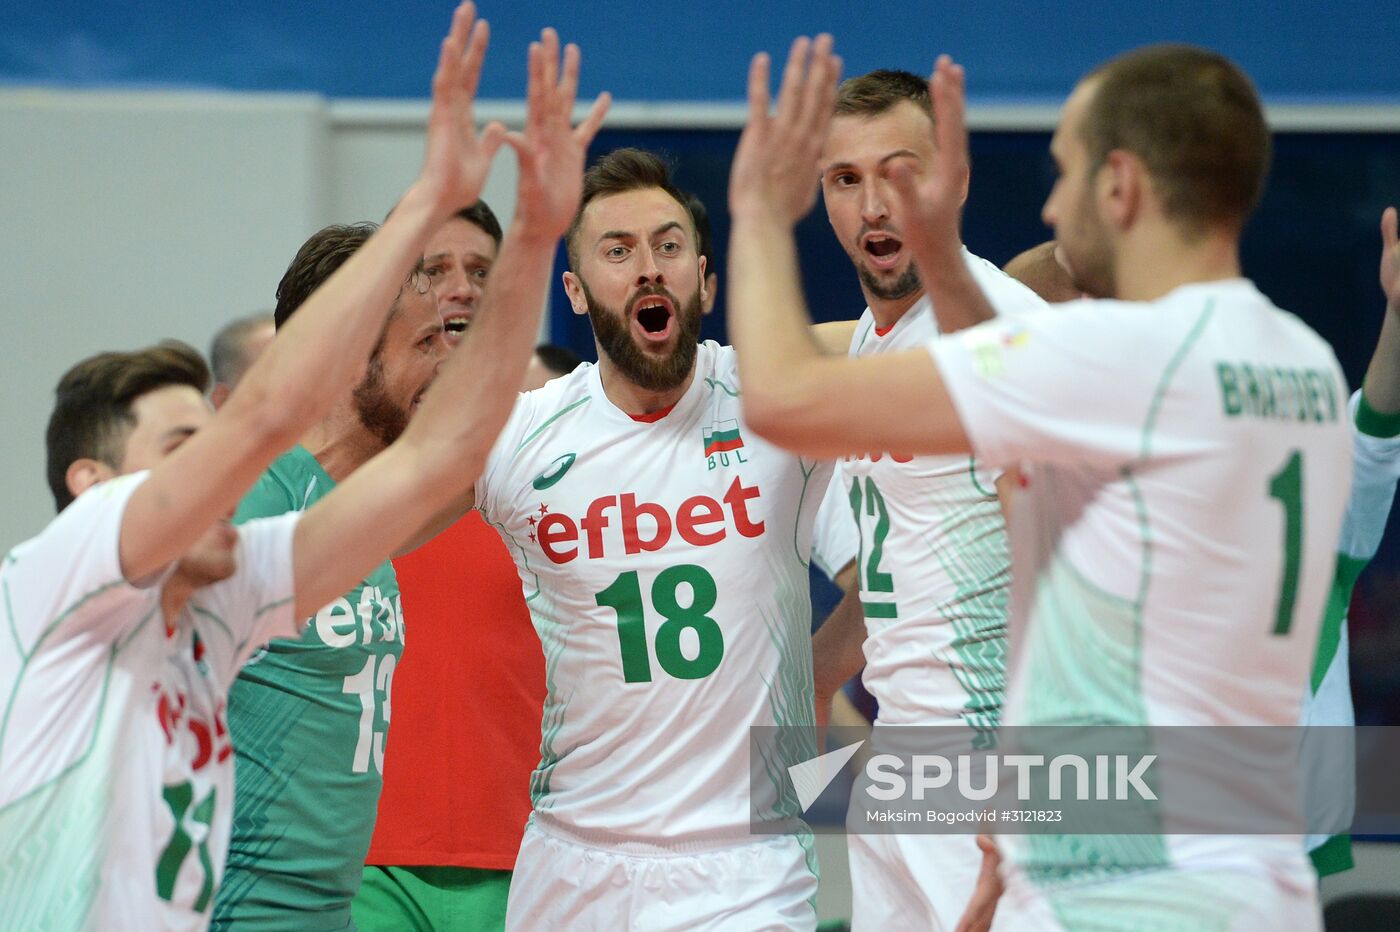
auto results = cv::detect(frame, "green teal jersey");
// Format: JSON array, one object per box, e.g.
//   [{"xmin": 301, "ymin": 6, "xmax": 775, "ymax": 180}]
[{"xmin": 213, "ymin": 446, "xmax": 404, "ymax": 930}]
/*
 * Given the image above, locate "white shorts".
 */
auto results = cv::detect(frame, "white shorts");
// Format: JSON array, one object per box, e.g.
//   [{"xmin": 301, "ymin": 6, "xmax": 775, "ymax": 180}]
[
  {"xmin": 849, "ymin": 832, "xmax": 1000, "ymax": 931},
  {"xmin": 505, "ymin": 815, "xmax": 818, "ymax": 931},
  {"xmin": 997, "ymin": 864, "xmax": 1322, "ymax": 931}
]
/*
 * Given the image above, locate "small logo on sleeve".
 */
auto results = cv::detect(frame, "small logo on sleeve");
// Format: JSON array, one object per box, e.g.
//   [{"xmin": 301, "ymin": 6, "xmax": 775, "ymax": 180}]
[{"xmin": 703, "ymin": 418, "xmax": 748, "ymax": 469}]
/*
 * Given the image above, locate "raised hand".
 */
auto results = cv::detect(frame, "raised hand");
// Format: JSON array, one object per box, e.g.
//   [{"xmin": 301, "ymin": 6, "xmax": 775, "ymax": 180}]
[
  {"xmin": 886, "ymin": 55, "xmax": 971, "ymax": 268},
  {"xmin": 728, "ymin": 35, "xmax": 842, "ymax": 225},
  {"xmin": 1381, "ymin": 207, "xmax": 1399, "ymax": 312},
  {"xmin": 420, "ymin": 2, "xmax": 508, "ymax": 214},
  {"xmin": 504, "ymin": 29, "xmax": 610, "ymax": 240}
]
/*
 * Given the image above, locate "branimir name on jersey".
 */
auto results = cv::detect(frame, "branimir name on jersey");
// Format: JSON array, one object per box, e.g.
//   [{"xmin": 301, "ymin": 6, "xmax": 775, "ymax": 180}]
[{"xmin": 864, "ymin": 753, "xmax": 1158, "ymax": 801}]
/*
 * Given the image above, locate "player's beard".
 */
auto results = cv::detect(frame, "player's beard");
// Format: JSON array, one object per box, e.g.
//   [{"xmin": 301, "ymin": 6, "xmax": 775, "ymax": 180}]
[
  {"xmin": 1060, "ymin": 185, "xmax": 1115, "ymax": 299},
  {"xmin": 352, "ymin": 354, "xmax": 410, "ymax": 447},
  {"xmin": 857, "ymin": 261, "xmax": 922, "ymax": 302},
  {"xmin": 850, "ymin": 224, "xmax": 922, "ymax": 302},
  {"xmin": 582, "ymin": 277, "xmax": 704, "ymax": 393}
]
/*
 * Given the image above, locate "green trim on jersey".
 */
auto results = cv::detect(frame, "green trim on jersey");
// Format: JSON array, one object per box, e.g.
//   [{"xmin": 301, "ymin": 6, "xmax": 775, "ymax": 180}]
[
  {"xmin": 513, "ymin": 397, "xmax": 592, "ymax": 460},
  {"xmin": 967, "ymin": 456, "xmax": 997, "ymax": 499},
  {"xmin": 1310, "ymin": 832, "xmax": 1353, "ymax": 877},
  {"xmin": 703, "ymin": 376, "xmax": 739, "ymax": 398},
  {"xmin": 1046, "ymin": 866, "xmax": 1277, "ymax": 930},
  {"xmin": 790, "ymin": 459, "xmax": 820, "ymax": 569},
  {"xmin": 1313, "ymin": 553, "xmax": 1368, "ymax": 692},
  {"xmin": 529, "ymin": 591, "xmax": 572, "ymax": 809},
  {"xmin": 926, "ymin": 490, "xmax": 1009, "ymax": 742},
  {"xmin": 1355, "ymin": 390, "xmax": 1400, "ymax": 439}
]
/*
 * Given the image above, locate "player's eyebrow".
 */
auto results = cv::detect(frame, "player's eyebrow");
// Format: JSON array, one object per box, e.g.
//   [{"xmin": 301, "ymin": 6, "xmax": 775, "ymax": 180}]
[
  {"xmin": 649, "ymin": 221, "xmax": 684, "ymax": 239},
  {"xmin": 161, "ymin": 426, "xmax": 198, "ymax": 442},
  {"xmin": 597, "ymin": 230, "xmax": 636, "ymax": 244}
]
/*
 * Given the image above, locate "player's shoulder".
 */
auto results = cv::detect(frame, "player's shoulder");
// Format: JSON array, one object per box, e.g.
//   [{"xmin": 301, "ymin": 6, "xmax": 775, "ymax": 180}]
[
  {"xmin": 963, "ymin": 248, "xmax": 1049, "ymax": 315},
  {"xmin": 506, "ymin": 361, "xmax": 600, "ymax": 451},
  {"xmin": 235, "ymin": 450, "xmax": 312, "ymax": 522},
  {"xmin": 700, "ymin": 340, "xmax": 741, "ymax": 388},
  {"xmin": 4, "ymin": 472, "xmax": 147, "ymax": 572}
]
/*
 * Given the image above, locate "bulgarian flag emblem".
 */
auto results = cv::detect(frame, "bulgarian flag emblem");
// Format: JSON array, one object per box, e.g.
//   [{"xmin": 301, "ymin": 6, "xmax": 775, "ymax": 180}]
[{"xmin": 703, "ymin": 418, "xmax": 746, "ymax": 457}]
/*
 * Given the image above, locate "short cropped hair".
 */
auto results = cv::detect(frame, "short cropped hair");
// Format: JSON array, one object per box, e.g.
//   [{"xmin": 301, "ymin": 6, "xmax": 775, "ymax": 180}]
[
  {"xmin": 45, "ymin": 341, "xmax": 210, "ymax": 511},
  {"xmin": 1080, "ymin": 44, "xmax": 1271, "ymax": 236},
  {"xmin": 209, "ymin": 312, "xmax": 273, "ymax": 386},
  {"xmin": 274, "ymin": 222, "xmax": 378, "ymax": 329},
  {"xmin": 565, "ymin": 148, "xmax": 693, "ymax": 270},
  {"xmin": 834, "ymin": 69, "xmax": 932, "ymax": 120},
  {"xmin": 683, "ymin": 192, "xmax": 714, "ymax": 272}
]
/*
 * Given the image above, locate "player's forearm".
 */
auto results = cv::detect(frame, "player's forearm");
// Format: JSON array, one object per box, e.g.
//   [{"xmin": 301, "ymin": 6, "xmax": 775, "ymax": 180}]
[
  {"xmin": 1361, "ymin": 306, "xmax": 1400, "ymax": 415},
  {"xmin": 729, "ymin": 209, "xmax": 851, "ymax": 443},
  {"xmin": 812, "ymin": 585, "xmax": 867, "ymax": 701},
  {"xmin": 913, "ymin": 241, "xmax": 998, "ymax": 333}
]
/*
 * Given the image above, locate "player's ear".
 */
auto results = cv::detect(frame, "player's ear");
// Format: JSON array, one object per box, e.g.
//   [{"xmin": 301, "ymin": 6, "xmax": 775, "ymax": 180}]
[
  {"xmin": 1100, "ymin": 149, "xmax": 1142, "ymax": 231},
  {"xmin": 562, "ymin": 271, "xmax": 589, "ymax": 317},
  {"xmin": 66, "ymin": 458, "xmax": 115, "ymax": 501},
  {"xmin": 703, "ymin": 271, "xmax": 718, "ymax": 316}
]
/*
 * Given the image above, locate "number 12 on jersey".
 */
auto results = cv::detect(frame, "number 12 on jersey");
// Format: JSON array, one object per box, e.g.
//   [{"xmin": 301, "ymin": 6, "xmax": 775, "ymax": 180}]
[{"xmin": 595, "ymin": 564, "xmax": 725, "ymax": 683}]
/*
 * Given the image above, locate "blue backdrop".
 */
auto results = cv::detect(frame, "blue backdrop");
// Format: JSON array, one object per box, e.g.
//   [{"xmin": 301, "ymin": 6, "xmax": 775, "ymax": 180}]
[{"xmin": 5, "ymin": 1, "xmax": 1398, "ymax": 103}]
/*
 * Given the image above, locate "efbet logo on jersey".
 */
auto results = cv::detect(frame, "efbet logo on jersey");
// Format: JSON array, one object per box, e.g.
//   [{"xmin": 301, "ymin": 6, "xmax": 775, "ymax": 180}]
[{"xmin": 703, "ymin": 418, "xmax": 748, "ymax": 470}]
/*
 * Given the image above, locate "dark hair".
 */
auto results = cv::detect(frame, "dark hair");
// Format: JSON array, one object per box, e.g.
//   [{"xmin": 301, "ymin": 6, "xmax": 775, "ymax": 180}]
[
  {"xmin": 682, "ymin": 192, "xmax": 714, "ymax": 271},
  {"xmin": 565, "ymin": 148, "xmax": 694, "ymax": 270},
  {"xmin": 209, "ymin": 312, "xmax": 274, "ymax": 386},
  {"xmin": 834, "ymin": 69, "xmax": 932, "ymax": 120},
  {"xmin": 454, "ymin": 200, "xmax": 503, "ymax": 246},
  {"xmin": 534, "ymin": 343, "xmax": 585, "ymax": 377},
  {"xmin": 274, "ymin": 222, "xmax": 378, "ymax": 329},
  {"xmin": 1079, "ymin": 44, "xmax": 1271, "ymax": 236},
  {"xmin": 46, "ymin": 341, "xmax": 210, "ymax": 511}
]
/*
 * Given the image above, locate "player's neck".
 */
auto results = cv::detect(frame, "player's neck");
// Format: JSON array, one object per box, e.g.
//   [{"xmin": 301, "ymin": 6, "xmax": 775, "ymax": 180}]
[
  {"xmin": 1111, "ymin": 227, "xmax": 1242, "ymax": 302},
  {"xmin": 865, "ymin": 289, "xmax": 924, "ymax": 333},
  {"xmin": 596, "ymin": 354, "xmax": 696, "ymax": 417},
  {"xmin": 300, "ymin": 409, "xmax": 387, "ymax": 482}
]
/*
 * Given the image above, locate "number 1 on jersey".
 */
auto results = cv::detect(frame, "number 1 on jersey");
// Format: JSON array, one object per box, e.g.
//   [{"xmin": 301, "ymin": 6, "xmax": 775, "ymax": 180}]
[
  {"xmin": 1267, "ymin": 450, "xmax": 1303, "ymax": 636},
  {"xmin": 596, "ymin": 564, "xmax": 725, "ymax": 683}
]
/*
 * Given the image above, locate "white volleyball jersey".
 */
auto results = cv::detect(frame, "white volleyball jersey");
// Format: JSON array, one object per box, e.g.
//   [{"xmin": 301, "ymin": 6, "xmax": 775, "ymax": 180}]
[
  {"xmin": 0, "ymin": 473, "xmax": 299, "ymax": 931},
  {"xmin": 475, "ymin": 341, "xmax": 833, "ymax": 842},
  {"xmin": 932, "ymin": 279, "xmax": 1351, "ymax": 883},
  {"xmin": 841, "ymin": 251, "xmax": 1045, "ymax": 730}
]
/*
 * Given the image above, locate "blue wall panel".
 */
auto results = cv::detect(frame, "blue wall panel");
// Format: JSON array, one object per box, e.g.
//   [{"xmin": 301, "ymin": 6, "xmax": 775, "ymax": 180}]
[{"xmin": 5, "ymin": 1, "xmax": 1398, "ymax": 102}]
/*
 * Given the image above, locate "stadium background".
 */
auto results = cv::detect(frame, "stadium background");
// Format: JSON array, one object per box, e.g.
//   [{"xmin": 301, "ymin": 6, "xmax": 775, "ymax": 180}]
[{"xmin": 2, "ymin": 0, "xmax": 1397, "ymax": 915}]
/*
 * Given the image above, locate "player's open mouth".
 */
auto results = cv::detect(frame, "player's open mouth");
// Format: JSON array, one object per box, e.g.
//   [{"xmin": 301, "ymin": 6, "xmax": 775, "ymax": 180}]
[
  {"xmin": 632, "ymin": 295, "xmax": 675, "ymax": 344},
  {"xmin": 862, "ymin": 232, "xmax": 904, "ymax": 270},
  {"xmin": 443, "ymin": 312, "xmax": 471, "ymax": 345}
]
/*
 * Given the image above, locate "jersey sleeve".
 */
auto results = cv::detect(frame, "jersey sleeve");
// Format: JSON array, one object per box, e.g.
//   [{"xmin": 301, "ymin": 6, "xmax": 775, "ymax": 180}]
[
  {"xmin": 967, "ymin": 250, "xmax": 1050, "ymax": 321},
  {"xmin": 473, "ymin": 392, "xmax": 533, "ymax": 527},
  {"xmin": 186, "ymin": 513, "xmax": 301, "ymax": 686},
  {"xmin": 810, "ymin": 467, "xmax": 859, "ymax": 584},
  {"xmin": 1, "ymin": 472, "xmax": 165, "ymax": 652},
  {"xmin": 1338, "ymin": 390, "xmax": 1400, "ymax": 561},
  {"xmin": 928, "ymin": 301, "xmax": 1153, "ymax": 471}
]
